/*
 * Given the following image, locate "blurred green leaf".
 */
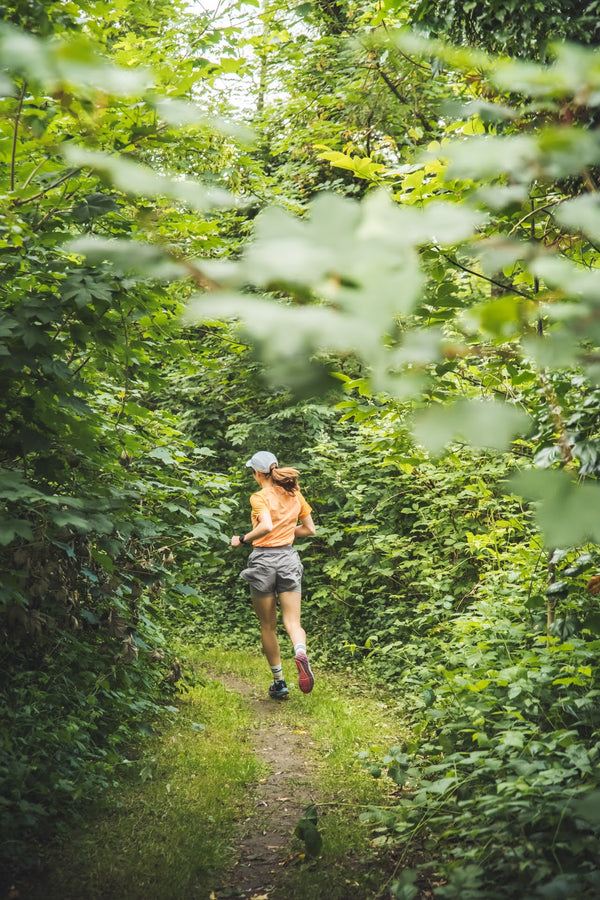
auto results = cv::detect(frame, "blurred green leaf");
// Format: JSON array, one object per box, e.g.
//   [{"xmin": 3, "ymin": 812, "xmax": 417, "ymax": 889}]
[
  {"xmin": 442, "ymin": 129, "xmax": 600, "ymax": 183},
  {"xmin": 521, "ymin": 332, "xmax": 582, "ymax": 370},
  {"xmin": 65, "ymin": 236, "xmax": 181, "ymax": 280},
  {"xmin": 572, "ymin": 790, "xmax": 600, "ymax": 824},
  {"xmin": 0, "ymin": 24, "xmax": 150, "ymax": 94},
  {"xmin": 492, "ymin": 43, "xmax": 600, "ymax": 99},
  {"xmin": 554, "ymin": 194, "xmax": 600, "ymax": 241},
  {"xmin": 412, "ymin": 399, "xmax": 530, "ymax": 454},
  {"xmin": 152, "ymin": 98, "xmax": 256, "ymax": 144},
  {"xmin": 62, "ymin": 146, "xmax": 234, "ymax": 210},
  {"xmin": 509, "ymin": 469, "xmax": 600, "ymax": 547},
  {"xmin": 0, "ymin": 72, "xmax": 14, "ymax": 96}
]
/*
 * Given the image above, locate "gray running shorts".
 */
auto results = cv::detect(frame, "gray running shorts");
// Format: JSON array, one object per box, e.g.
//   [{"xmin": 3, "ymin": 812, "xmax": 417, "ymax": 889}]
[{"xmin": 240, "ymin": 545, "xmax": 304, "ymax": 597}]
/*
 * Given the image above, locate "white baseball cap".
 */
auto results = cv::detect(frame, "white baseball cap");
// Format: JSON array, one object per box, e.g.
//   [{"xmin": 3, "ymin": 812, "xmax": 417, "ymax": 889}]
[{"xmin": 246, "ymin": 450, "xmax": 278, "ymax": 473}]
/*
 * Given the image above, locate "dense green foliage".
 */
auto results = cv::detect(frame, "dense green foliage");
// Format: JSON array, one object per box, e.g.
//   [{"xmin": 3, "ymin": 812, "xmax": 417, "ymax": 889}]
[
  {"xmin": 2, "ymin": 0, "xmax": 600, "ymax": 897},
  {"xmin": 410, "ymin": 0, "xmax": 600, "ymax": 60},
  {"xmin": 0, "ymin": 0, "xmax": 235, "ymax": 875}
]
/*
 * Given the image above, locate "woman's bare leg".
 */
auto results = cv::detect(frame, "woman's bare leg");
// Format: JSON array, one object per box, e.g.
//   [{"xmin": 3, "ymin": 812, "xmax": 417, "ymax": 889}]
[
  {"xmin": 252, "ymin": 593, "xmax": 281, "ymax": 666},
  {"xmin": 280, "ymin": 590, "xmax": 313, "ymax": 693},
  {"xmin": 278, "ymin": 591, "xmax": 306, "ymax": 648}
]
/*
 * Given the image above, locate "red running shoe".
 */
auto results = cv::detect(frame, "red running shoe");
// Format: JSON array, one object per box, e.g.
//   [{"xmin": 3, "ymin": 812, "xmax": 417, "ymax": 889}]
[{"xmin": 295, "ymin": 652, "xmax": 314, "ymax": 694}]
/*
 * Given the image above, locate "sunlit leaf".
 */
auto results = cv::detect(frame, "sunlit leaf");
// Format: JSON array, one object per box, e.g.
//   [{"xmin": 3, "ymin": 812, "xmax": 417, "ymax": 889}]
[{"xmin": 317, "ymin": 148, "xmax": 386, "ymax": 181}]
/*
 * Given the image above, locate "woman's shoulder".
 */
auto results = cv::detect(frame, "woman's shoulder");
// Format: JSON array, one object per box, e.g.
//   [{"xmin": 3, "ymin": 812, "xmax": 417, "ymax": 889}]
[{"xmin": 250, "ymin": 487, "xmax": 269, "ymax": 504}]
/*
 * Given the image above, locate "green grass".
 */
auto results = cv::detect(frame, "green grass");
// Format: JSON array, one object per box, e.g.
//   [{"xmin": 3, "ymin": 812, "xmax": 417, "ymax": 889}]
[
  {"xmin": 24, "ymin": 674, "xmax": 265, "ymax": 899},
  {"xmin": 23, "ymin": 647, "xmax": 410, "ymax": 900}
]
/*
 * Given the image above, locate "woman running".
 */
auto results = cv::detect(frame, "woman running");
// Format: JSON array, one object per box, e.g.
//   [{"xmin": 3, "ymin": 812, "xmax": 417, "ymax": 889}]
[{"xmin": 231, "ymin": 450, "xmax": 316, "ymax": 698}]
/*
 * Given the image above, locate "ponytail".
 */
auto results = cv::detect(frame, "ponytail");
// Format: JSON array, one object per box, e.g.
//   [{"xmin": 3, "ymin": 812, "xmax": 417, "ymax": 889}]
[{"xmin": 269, "ymin": 465, "xmax": 299, "ymax": 494}]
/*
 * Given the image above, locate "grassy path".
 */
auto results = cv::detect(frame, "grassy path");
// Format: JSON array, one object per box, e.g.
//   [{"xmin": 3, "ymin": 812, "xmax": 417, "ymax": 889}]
[{"xmin": 19, "ymin": 647, "xmax": 409, "ymax": 900}]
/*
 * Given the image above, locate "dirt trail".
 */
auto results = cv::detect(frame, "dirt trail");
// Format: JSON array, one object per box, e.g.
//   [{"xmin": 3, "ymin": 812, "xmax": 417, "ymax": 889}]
[{"xmin": 211, "ymin": 673, "xmax": 321, "ymax": 900}]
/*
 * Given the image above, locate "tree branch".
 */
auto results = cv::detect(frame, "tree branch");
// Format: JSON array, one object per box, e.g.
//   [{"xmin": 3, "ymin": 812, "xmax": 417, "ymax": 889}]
[
  {"xmin": 22, "ymin": 158, "xmax": 46, "ymax": 191},
  {"xmin": 11, "ymin": 168, "xmax": 83, "ymax": 207},
  {"xmin": 373, "ymin": 63, "xmax": 406, "ymax": 104},
  {"xmin": 33, "ymin": 187, "xmax": 80, "ymax": 233},
  {"xmin": 70, "ymin": 354, "xmax": 93, "ymax": 378},
  {"xmin": 508, "ymin": 200, "xmax": 560, "ymax": 236},
  {"xmin": 440, "ymin": 250, "xmax": 533, "ymax": 300},
  {"xmin": 372, "ymin": 62, "xmax": 433, "ymax": 133}
]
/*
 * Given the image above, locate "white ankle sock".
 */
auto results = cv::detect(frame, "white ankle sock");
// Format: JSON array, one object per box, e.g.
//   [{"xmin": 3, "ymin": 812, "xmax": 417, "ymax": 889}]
[
  {"xmin": 271, "ymin": 663, "xmax": 283, "ymax": 681},
  {"xmin": 293, "ymin": 643, "xmax": 306, "ymax": 657}
]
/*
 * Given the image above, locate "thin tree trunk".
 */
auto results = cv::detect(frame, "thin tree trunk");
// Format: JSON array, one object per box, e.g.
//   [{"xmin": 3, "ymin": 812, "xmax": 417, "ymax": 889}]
[
  {"xmin": 547, "ymin": 551, "xmax": 557, "ymax": 632},
  {"xmin": 256, "ymin": 1, "xmax": 270, "ymax": 114},
  {"xmin": 10, "ymin": 80, "xmax": 27, "ymax": 192}
]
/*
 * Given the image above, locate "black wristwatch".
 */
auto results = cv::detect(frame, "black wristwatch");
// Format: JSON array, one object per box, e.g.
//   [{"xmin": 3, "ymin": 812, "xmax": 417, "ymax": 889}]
[{"xmin": 239, "ymin": 534, "xmax": 247, "ymax": 544}]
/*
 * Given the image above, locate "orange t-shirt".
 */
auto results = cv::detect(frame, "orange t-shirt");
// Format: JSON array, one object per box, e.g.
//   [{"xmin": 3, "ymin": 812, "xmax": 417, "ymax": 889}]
[{"xmin": 249, "ymin": 485, "xmax": 312, "ymax": 547}]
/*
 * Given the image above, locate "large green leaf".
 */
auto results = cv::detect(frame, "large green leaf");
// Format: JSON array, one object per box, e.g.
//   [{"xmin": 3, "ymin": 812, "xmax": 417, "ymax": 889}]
[
  {"xmin": 441, "ymin": 131, "xmax": 600, "ymax": 183},
  {"xmin": 294, "ymin": 804, "xmax": 322, "ymax": 857},
  {"xmin": 521, "ymin": 332, "xmax": 582, "ymax": 370},
  {"xmin": 187, "ymin": 294, "xmax": 374, "ymax": 355},
  {"xmin": 492, "ymin": 43, "xmax": 600, "ymax": 98}
]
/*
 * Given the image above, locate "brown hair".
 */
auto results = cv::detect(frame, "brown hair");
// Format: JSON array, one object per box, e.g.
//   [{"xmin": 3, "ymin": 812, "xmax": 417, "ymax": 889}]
[{"xmin": 268, "ymin": 465, "xmax": 299, "ymax": 494}]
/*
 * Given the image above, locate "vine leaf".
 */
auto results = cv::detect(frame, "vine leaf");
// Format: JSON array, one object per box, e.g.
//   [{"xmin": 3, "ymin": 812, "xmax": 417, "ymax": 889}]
[{"xmin": 294, "ymin": 803, "xmax": 322, "ymax": 857}]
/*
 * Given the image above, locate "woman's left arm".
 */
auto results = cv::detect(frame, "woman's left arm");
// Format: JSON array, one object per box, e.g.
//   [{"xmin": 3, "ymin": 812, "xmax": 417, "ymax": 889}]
[
  {"xmin": 295, "ymin": 514, "xmax": 316, "ymax": 538},
  {"xmin": 231, "ymin": 510, "xmax": 273, "ymax": 547}
]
